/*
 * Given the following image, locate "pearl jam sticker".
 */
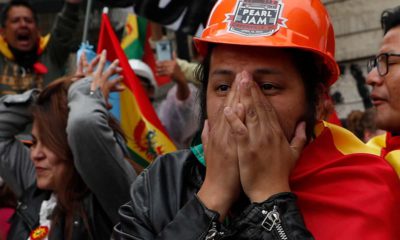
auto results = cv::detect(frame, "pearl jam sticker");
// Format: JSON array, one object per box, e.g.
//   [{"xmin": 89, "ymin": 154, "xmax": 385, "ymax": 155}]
[
  {"xmin": 225, "ymin": 0, "xmax": 287, "ymax": 37},
  {"xmin": 30, "ymin": 226, "xmax": 49, "ymax": 240}
]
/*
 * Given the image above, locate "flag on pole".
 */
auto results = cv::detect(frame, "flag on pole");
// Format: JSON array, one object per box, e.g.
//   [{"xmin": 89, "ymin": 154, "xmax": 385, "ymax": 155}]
[
  {"xmin": 121, "ymin": 12, "xmax": 171, "ymax": 86},
  {"xmin": 121, "ymin": 13, "xmax": 147, "ymax": 60},
  {"xmin": 97, "ymin": 10, "xmax": 177, "ymax": 168}
]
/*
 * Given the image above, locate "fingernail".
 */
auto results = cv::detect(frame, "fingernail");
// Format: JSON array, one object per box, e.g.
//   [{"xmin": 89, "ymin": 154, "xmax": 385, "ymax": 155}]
[{"xmin": 102, "ymin": 49, "xmax": 107, "ymax": 55}]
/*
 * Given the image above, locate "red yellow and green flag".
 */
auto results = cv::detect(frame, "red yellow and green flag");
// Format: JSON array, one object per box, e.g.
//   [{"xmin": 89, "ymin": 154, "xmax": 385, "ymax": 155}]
[
  {"xmin": 121, "ymin": 12, "xmax": 171, "ymax": 86},
  {"xmin": 97, "ymin": 12, "xmax": 176, "ymax": 170}
]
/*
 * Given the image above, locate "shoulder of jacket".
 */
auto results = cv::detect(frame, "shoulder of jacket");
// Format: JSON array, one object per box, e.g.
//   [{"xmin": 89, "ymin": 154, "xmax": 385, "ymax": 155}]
[{"xmin": 131, "ymin": 149, "xmax": 198, "ymax": 199}]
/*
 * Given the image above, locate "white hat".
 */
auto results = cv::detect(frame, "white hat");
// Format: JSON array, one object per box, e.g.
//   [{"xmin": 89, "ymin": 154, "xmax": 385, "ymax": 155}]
[{"xmin": 128, "ymin": 59, "xmax": 158, "ymax": 89}]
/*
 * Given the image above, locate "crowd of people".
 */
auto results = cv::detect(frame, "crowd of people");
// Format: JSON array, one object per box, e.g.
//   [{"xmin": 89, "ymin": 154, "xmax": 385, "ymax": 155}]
[{"xmin": 1, "ymin": 0, "xmax": 400, "ymax": 239}]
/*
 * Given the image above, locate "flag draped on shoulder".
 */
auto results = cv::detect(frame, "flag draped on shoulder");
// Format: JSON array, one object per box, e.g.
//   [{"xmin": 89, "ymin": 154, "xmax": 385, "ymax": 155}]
[
  {"xmin": 290, "ymin": 121, "xmax": 400, "ymax": 239},
  {"xmin": 97, "ymin": 11, "xmax": 176, "ymax": 168},
  {"xmin": 367, "ymin": 132, "xmax": 400, "ymax": 177}
]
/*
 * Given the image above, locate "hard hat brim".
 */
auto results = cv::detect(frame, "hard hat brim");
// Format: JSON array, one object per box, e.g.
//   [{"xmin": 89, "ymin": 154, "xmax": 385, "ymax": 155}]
[{"xmin": 194, "ymin": 37, "xmax": 340, "ymax": 86}]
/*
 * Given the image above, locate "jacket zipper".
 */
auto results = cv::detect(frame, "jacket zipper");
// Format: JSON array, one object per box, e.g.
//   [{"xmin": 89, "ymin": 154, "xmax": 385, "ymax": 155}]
[
  {"xmin": 261, "ymin": 205, "xmax": 288, "ymax": 240},
  {"xmin": 205, "ymin": 221, "xmax": 225, "ymax": 240}
]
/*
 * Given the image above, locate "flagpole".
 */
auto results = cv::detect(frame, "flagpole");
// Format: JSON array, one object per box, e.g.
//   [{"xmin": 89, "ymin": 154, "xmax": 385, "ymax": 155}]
[{"xmin": 82, "ymin": 0, "xmax": 94, "ymax": 43}]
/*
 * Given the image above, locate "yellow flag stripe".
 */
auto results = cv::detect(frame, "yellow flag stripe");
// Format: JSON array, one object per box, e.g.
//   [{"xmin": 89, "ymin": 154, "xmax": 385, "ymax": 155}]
[
  {"xmin": 120, "ymin": 86, "xmax": 176, "ymax": 162},
  {"xmin": 121, "ymin": 14, "xmax": 139, "ymax": 50},
  {"xmin": 317, "ymin": 121, "xmax": 381, "ymax": 156},
  {"xmin": 385, "ymin": 150, "xmax": 400, "ymax": 177}
]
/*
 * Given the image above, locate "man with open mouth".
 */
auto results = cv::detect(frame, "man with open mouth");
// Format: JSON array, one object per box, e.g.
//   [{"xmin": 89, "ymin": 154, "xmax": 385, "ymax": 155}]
[{"xmin": 0, "ymin": 0, "xmax": 83, "ymax": 96}]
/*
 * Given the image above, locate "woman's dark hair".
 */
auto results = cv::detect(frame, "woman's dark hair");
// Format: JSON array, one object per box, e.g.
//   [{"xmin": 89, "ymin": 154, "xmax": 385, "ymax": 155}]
[
  {"xmin": 0, "ymin": 183, "xmax": 17, "ymax": 208},
  {"xmin": 1, "ymin": 0, "xmax": 38, "ymax": 27},
  {"xmin": 195, "ymin": 45, "xmax": 329, "ymax": 140},
  {"xmin": 381, "ymin": 6, "xmax": 400, "ymax": 35},
  {"xmin": 31, "ymin": 76, "xmax": 126, "ymax": 239}
]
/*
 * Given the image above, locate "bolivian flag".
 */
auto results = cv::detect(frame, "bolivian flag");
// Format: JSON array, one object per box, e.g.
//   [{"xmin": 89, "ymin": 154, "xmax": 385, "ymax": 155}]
[
  {"xmin": 97, "ymin": 12, "xmax": 176, "ymax": 169},
  {"xmin": 367, "ymin": 132, "xmax": 400, "ymax": 176},
  {"xmin": 121, "ymin": 13, "xmax": 171, "ymax": 86},
  {"xmin": 291, "ymin": 121, "xmax": 400, "ymax": 239},
  {"xmin": 121, "ymin": 13, "xmax": 147, "ymax": 60}
]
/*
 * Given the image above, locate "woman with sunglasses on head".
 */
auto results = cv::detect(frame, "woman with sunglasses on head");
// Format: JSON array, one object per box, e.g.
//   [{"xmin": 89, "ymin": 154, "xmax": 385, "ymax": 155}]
[{"xmin": 0, "ymin": 51, "xmax": 136, "ymax": 240}]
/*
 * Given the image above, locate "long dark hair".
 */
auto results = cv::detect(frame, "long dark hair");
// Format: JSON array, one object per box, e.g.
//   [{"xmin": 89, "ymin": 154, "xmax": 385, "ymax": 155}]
[
  {"xmin": 31, "ymin": 76, "xmax": 126, "ymax": 239},
  {"xmin": 194, "ymin": 45, "xmax": 328, "ymax": 141}
]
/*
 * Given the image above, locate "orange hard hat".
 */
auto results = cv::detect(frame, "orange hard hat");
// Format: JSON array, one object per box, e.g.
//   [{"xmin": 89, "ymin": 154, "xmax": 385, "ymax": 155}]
[{"xmin": 194, "ymin": 0, "xmax": 340, "ymax": 86}]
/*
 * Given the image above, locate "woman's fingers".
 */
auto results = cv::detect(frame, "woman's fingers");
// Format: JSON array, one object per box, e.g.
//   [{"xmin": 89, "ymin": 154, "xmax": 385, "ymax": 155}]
[
  {"xmin": 108, "ymin": 76, "xmax": 125, "ymax": 92},
  {"xmin": 87, "ymin": 55, "xmax": 100, "ymax": 74},
  {"xmin": 81, "ymin": 51, "xmax": 89, "ymax": 72},
  {"xmin": 76, "ymin": 51, "xmax": 86, "ymax": 76},
  {"xmin": 103, "ymin": 60, "xmax": 121, "ymax": 80},
  {"xmin": 95, "ymin": 50, "xmax": 107, "ymax": 76}
]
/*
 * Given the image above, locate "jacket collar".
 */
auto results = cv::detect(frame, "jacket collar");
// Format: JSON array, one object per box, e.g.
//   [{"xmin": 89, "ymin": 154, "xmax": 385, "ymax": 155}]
[{"xmin": 17, "ymin": 185, "xmax": 52, "ymax": 230}]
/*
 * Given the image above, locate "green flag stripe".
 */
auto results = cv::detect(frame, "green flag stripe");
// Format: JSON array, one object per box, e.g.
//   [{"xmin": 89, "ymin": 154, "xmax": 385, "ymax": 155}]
[{"xmin": 127, "ymin": 148, "xmax": 150, "ymax": 168}]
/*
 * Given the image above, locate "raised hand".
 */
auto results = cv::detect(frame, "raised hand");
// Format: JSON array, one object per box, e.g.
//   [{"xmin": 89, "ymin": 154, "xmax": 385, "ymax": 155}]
[
  {"xmin": 197, "ymin": 74, "xmax": 242, "ymax": 221},
  {"xmin": 155, "ymin": 53, "xmax": 190, "ymax": 100},
  {"xmin": 89, "ymin": 50, "xmax": 125, "ymax": 109},
  {"xmin": 155, "ymin": 53, "xmax": 182, "ymax": 79},
  {"xmin": 224, "ymin": 71, "xmax": 307, "ymax": 203}
]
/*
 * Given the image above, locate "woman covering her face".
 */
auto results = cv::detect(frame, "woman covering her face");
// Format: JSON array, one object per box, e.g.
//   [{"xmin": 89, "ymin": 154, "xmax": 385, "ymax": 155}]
[{"xmin": 0, "ymin": 51, "xmax": 137, "ymax": 240}]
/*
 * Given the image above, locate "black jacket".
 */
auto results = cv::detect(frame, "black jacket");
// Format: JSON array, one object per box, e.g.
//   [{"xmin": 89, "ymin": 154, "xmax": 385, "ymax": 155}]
[
  {"xmin": 115, "ymin": 150, "xmax": 314, "ymax": 240},
  {"xmin": 7, "ymin": 184, "xmax": 112, "ymax": 240}
]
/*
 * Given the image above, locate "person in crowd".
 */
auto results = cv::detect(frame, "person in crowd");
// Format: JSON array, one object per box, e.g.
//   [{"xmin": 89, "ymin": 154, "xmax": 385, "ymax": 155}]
[
  {"xmin": 130, "ymin": 59, "xmax": 200, "ymax": 149},
  {"xmin": 346, "ymin": 110, "xmax": 365, "ymax": 139},
  {"xmin": 0, "ymin": 51, "xmax": 137, "ymax": 239},
  {"xmin": 150, "ymin": 22, "xmax": 201, "ymax": 86},
  {"xmin": 115, "ymin": 0, "xmax": 400, "ymax": 239},
  {"xmin": 366, "ymin": 5, "xmax": 400, "ymax": 176},
  {"xmin": 0, "ymin": 0, "xmax": 82, "ymax": 96}
]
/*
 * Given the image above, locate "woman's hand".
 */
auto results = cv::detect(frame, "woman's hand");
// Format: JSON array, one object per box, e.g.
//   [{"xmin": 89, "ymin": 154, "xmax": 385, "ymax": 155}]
[
  {"xmin": 75, "ymin": 50, "xmax": 125, "ymax": 109},
  {"xmin": 224, "ymin": 71, "xmax": 307, "ymax": 203}
]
